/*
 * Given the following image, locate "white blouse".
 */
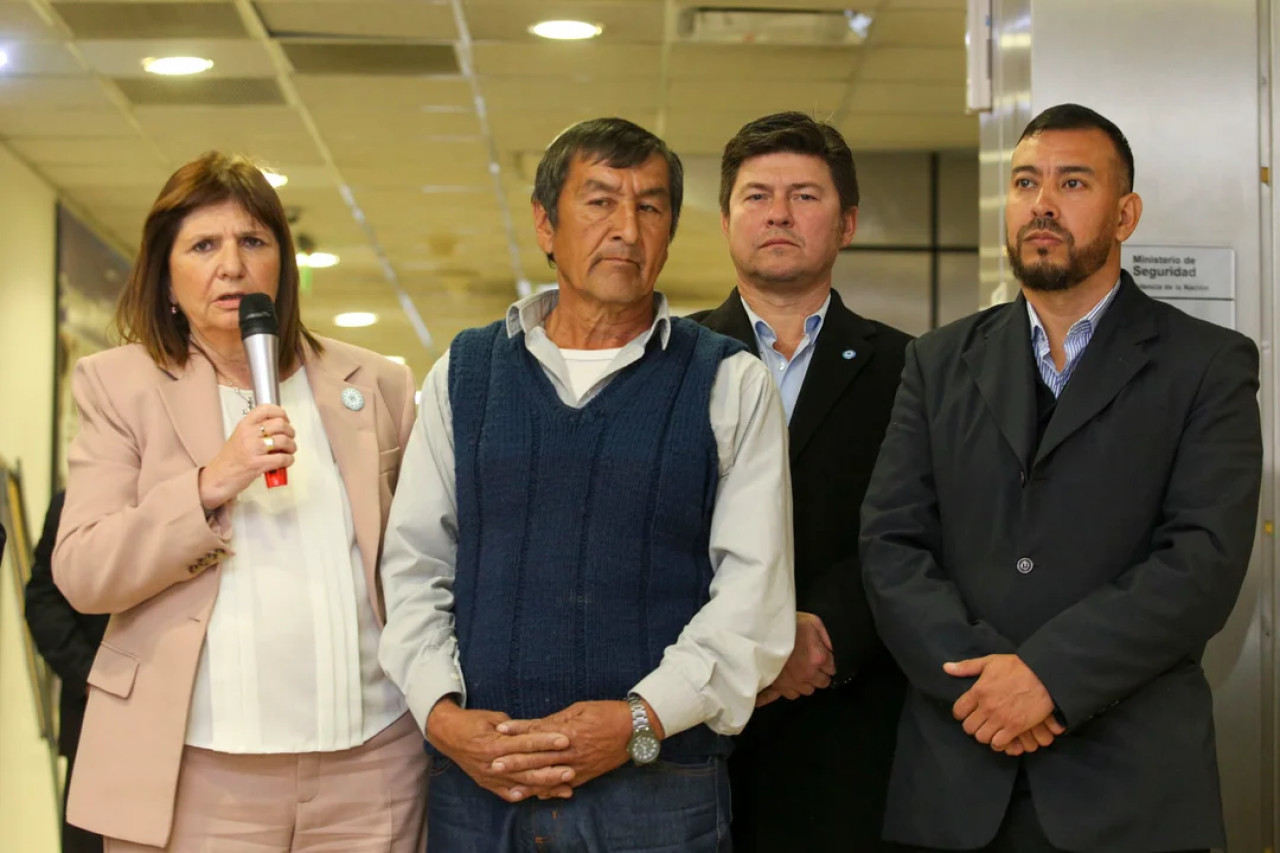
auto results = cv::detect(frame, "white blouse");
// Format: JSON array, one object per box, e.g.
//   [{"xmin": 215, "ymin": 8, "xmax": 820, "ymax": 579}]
[{"xmin": 186, "ymin": 368, "xmax": 406, "ymax": 753}]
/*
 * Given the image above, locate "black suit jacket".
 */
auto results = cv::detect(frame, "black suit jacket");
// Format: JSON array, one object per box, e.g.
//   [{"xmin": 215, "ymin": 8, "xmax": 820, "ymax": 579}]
[
  {"xmin": 861, "ymin": 273, "xmax": 1263, "ymax": 852},
  {"xmin": 24, "ymin": 491, "xmax": 109, "ymax": 757},
  {"xmin": 694, "ymin": 288, "xmax": 912, "ymax": 851}
]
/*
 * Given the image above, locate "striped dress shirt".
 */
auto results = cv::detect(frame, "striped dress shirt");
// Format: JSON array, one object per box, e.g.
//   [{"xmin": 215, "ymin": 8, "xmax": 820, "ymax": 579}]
[{"xmin": 1026, "ymin": 278, "xmax": 1122, "ymax": 397}]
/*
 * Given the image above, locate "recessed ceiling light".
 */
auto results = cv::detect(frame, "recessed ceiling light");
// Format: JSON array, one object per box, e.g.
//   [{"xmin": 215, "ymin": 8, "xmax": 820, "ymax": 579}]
[
  {"xmin": 386, "ymin": 355, "xmax": 407, "ymax": 365},
  {"xmin": 529, "ymin": 20, "xmax": 603, "ymax": 40},
  {"xmin": 0, "ymin": 50, "xmax": 9, "ymax": 70},
  {"xmin": 296, "ymin": 251, "xmax": 339, "ymax": 269},
  {"xmin": 846, "ymin": 12, "xmax": 874, "ymax": 39},
  {"xmin": 143, "ymin": 56, "xmax": 214, "ymax": 76},
  {"xmin": 334, "ymin": 312, "xmax": 377, "ymax": 328},
  {"xmin": 260, "ymin": 168, "xmax": 288, "ymax": 188}
]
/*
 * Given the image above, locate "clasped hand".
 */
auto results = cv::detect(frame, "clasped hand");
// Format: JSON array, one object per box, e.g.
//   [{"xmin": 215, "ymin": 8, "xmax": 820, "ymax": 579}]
[
  {"xmin": 427, "ymin": 698, "xmax": 654, "ymax": 803},
  {"xmin": 944, "ymin": 654, "xmax": 1064, "ymax": 755},
  {"xmin": 756, "ymin": 612, "xmax": 836, "ymax": 706}
]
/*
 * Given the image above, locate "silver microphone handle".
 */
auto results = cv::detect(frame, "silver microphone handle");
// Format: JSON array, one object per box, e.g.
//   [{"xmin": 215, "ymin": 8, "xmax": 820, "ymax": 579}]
[{"xmin": 243, "ymin": 333, "xmax": 280, "ymax": 407}]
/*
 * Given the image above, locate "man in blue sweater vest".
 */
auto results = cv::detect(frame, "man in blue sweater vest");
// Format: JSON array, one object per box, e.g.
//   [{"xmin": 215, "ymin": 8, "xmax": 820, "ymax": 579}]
[{"xmin": 379, "ymin": 117, "xmax": 795, "ymax": 851}]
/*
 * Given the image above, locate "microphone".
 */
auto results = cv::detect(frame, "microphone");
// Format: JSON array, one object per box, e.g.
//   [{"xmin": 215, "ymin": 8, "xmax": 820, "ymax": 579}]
[{"xmin": 239, "ymin": 293, "xmax": 287, "ymax": 488}]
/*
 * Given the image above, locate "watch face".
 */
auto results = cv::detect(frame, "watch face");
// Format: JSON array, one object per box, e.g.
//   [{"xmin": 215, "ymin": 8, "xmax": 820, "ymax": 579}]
[{"xmin": 628, "ymin": 730, "xmax": 660, "ymax": 765}]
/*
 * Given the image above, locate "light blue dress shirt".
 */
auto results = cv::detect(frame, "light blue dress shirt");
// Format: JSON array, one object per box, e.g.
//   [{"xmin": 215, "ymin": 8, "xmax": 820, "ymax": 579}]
[
  {"xmin": 1026, "ymin": 279, "xmax": 1122, "ymax": 398},
  {"xmin": 740, "ymin": 292, "xmax": 832, "ymax": 423}
]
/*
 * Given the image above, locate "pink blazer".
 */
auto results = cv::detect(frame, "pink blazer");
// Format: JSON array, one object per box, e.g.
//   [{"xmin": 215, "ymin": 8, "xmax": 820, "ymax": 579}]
[{"xmin": 53, "ymin": 337, "xmax": 416, "ymax": 847}]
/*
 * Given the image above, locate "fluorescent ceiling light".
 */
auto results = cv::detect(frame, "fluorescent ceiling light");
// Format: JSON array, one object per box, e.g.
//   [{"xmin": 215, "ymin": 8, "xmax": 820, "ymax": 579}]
[
  {"xmin": 296, "ymin": 251, "xmax": 339, "ymax": 269},
  {"xmin": 260, "ymin": 168, "xmax": 288, "ymax": 188},
  {"xmin": 529, "ymin": 20, "xmax": 603, "ymax": 40},
  {"xmin": 679, "ymin": 8, "xmax": 873, "ymax": 46},
  {"xmin": 334, "ymin": 312, "xmax": 378, "ymax": 328},
  {"xmin": 143, "ymin": 56, "xmax": 214, "ymax": 76},
  {"xmin": 386, "ymin": 355, "xmax": 407, "ymax": 365}
]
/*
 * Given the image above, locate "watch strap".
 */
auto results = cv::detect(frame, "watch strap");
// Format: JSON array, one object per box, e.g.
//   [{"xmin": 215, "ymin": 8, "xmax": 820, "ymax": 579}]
[{"xmin": 626, "ymin": 694, "xmax": 651, "ymax": 732}]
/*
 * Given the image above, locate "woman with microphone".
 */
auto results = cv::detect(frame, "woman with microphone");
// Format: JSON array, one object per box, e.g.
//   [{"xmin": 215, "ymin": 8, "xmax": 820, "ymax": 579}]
[{"xmin": 53, "ymin": 152, "xmax": 427, "ymax": 851}]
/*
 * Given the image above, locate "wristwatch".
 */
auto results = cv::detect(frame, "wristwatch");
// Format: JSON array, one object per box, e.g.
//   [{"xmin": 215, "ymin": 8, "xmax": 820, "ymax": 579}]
[{"xmin": 625, "ymin": 694, "xmax": 661, "ymax": 765}]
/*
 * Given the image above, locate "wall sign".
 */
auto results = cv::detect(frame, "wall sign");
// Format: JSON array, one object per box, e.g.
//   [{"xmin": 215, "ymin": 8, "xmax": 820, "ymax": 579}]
[{"xmin": 1121, "ymin": 245, "xmax": 1235, "ymax": 329}]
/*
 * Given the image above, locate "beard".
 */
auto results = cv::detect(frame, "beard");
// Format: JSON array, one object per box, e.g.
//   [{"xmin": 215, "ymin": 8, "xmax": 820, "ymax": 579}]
[{"xmin": 1006, "ymin": 217, "xmax": 1112, "ymax": 292}]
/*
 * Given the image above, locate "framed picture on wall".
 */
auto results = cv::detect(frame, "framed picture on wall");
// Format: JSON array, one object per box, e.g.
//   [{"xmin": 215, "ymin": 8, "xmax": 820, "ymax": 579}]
[{"xmin": 0, "ymin": 458, "xmax": 56, "ymax": 744}]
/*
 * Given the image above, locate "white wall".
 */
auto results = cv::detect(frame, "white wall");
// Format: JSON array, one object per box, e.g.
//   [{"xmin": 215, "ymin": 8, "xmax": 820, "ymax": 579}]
[{"xmin": 0, "ymin": 142, "xmax": 61, "ymax": 852}]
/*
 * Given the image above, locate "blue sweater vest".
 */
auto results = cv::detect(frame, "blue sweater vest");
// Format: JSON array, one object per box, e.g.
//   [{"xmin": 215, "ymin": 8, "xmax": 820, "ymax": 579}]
[{"xmin": 447, "ymin": 317, "xmax": 744, "ymax": 760}]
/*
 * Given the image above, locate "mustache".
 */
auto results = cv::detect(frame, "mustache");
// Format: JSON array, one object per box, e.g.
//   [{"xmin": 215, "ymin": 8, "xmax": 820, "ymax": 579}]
[
  {"xmin": 1018, "ymin": 218, "xmax": 1071, "ymax": 243},
  {"xmin": 759, "ymin": 230, "xmax": 801, "ymax": 246},
  {"xmin": 590, "ymin": 251, "xmax": 643, "ymax": 268}
]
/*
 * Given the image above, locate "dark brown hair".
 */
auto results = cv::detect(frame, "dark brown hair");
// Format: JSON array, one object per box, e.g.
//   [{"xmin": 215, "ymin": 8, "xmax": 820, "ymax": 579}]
[
  {"xmin": 114, "ymin": 151, "xmax": 319, "ymax": 371},
  {"xmin": 1019, "ymin": 103, "xmax": 1134, "ymax": 193},
  {"xmin": 720, "ymin": 112, "xmax": 859, "ymax": 215},
  {"xmin": 532, "ymin": 117, "xmax": 683, "ymax": 264}
]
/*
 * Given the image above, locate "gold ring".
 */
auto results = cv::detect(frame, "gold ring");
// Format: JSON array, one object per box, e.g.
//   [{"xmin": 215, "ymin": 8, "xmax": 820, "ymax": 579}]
[{"xmin": 263, "ymin": 436, "xmax": 275, "ymax": 450}]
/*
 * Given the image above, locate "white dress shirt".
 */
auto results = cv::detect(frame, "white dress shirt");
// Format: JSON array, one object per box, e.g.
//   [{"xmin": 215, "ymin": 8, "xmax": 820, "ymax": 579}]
[
  {"xmin": 187, "ymin": 368, "xmax": 406, "ymax": 753},
  {"xmin": 379, "ymin": 291, "xmax": 796, "ymax": 740}
]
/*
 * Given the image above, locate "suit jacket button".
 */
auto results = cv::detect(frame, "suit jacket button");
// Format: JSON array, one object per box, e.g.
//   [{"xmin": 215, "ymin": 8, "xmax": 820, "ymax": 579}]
[{"xmin": 1016, "ymin": 557, "xmax": 1034, "ymax": 574}]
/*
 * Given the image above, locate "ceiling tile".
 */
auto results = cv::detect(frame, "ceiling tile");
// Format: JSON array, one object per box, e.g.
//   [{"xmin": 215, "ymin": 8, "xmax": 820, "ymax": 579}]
[
  {"xmin": 257, "ymin": 2, "xmax": 458, "ymax": 40},
  {"xmin": 115, "ymin": 76, "xmax": 285, "ymax": 106},
  {"xmin": 51, "ymin": 2, "xmax": 248, "ymax": 40},
  {"xmin": 847, "ymin": 82, "xmax": 963, "ymax": 114},
  {"xmin": 880, "ymin": 0, "xmax": 967, "ymax": 8},
  {"xmin": 669, "ymin": 44, "xmax": 858, "ymax": 80},
  {"xmin": 665, "ymin": 79, "xmax": 848, "ymax": 114},
  {"xmin": 341, "ymin": 158, "xmax": 493, "ymax": 188},
  {"xmin": 837, "ymin": 113, "xmax": 977, "ymax": 148},
  {"xmin": 325, "ymin": 136, "xmax": 489, "ymax": 168},
  {"xmin": 42, "ymin": 161, "xmax": 174, "ymax": 188},
  {"xmin": 134, "ymin": 104, "xmax": 316, "ymax": 150},
  {"xmin": 867, "ymin": 10, "xmax": 965, "ymax": 48},
  {"xmin": 859, "ymin": 47, "xmax": 966, "ymax": 82},
  {"xmin": 282, "ymin": 42, "xmax": 458, "ymax": 75},
  {"xmin": 489, "ymin": 110, "xmax": 658, "ymax": 152},
  {"xmin": 292, "ymin": 75, "xmax": 472, "ymax": 110},
  {"xmin": 0, "ymin": 76, "xmax": 113, "ymax": 108},
  {"xmin": 6, "ymin": 136, "xmax": 159, "ymax": 165},
  {"xmin": 0, "ymin": 105, "xmax": 138, "ymax": 137},
  {"xmin": 472, "ymin": 42, "xmax": 660, "ymax": 77},
  {"xmin": 0, "ymin": 2, "xmax": 65, "ymax": 39},
  {"xmin": 482, "ymin": 76, "xmax": 660, "ymax": 113},
  {"xmin": 308, "ymin": 106, "xmax": 480, "ymax": 140}
]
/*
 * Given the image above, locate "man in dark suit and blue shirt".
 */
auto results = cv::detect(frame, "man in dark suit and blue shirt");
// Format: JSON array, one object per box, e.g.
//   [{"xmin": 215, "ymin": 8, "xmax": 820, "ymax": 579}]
[
  {"xmin": 692, "ymin": 112, "xmax": 912, "ymax": 851},
  {"xmin": 861, "ymin": 104, "xmax": 1263, "ymax": 853}
]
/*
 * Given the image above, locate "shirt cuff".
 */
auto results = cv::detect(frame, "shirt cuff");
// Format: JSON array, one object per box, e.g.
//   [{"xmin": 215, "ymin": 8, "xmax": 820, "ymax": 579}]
[
  {"xmin": 630, "ymin": 666, "xmax": 710, "ymax": 739},
  {"xmin": 403, "ymin": 653, "xmax": 467, "ymax": 734}
]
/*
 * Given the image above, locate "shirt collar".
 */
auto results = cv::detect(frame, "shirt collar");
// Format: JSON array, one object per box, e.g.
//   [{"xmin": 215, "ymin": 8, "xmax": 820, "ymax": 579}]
[
  {"xmin": 504, "ymin": 289, "xmax": 673, "ymax": 349},
  {"xmin": 739, "ymin": 291, "xmax": 831, "ymax": 344},
  {"xmin": 1026, "ymin": 276, "xmax": 1122, "ymax": 346}
]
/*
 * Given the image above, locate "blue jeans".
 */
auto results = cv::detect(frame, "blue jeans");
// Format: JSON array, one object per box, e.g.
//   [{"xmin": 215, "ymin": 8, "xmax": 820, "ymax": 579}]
[{"xmin": 427, "ymin": 754, "xmax": 732, "ymax": 852}]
